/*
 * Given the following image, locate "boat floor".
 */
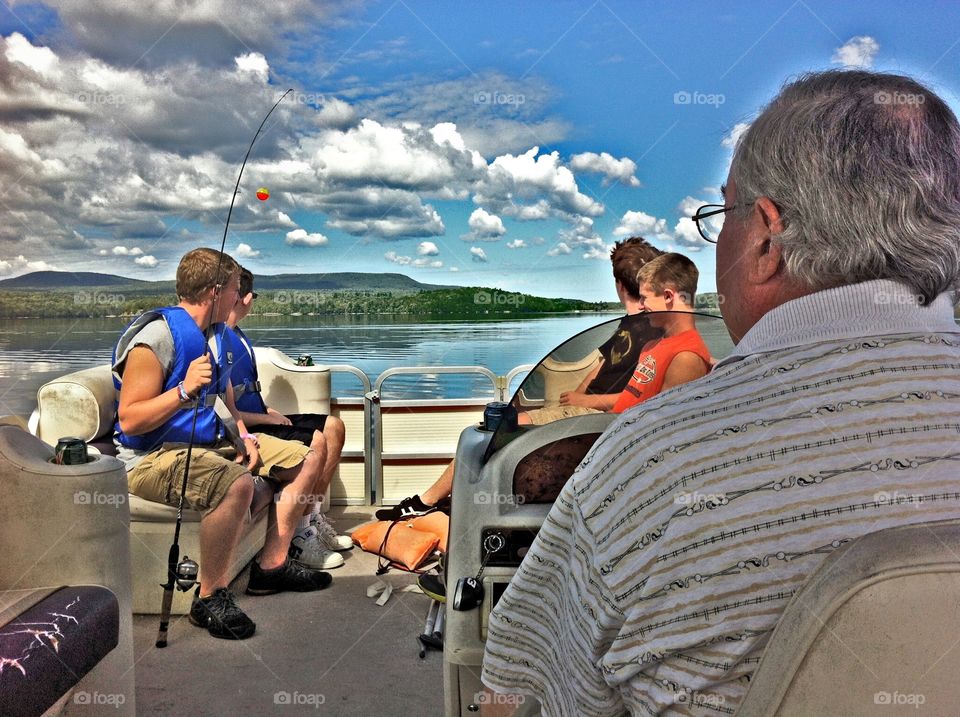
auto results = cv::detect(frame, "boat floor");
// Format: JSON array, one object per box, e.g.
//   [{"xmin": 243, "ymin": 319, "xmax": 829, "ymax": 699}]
[{"xmin": 131, "ymin": 506, "xmax": 445, "ymax": 716}]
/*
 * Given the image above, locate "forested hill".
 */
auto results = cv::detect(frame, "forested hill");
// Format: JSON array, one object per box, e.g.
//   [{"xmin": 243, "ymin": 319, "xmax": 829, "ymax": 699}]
[{"xmin": 0, "ymin": 270, "xmax": 454, "ymax": 292}]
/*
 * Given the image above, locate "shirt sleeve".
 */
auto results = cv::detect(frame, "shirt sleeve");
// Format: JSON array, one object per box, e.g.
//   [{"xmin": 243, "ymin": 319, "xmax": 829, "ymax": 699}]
[
  {"xmin": 480, "ymin": 476, "xmax": 626, "ymax": 716},
  {"xmin": 113, "ymin": 320, "xmax": 175, "ymax": 377}
]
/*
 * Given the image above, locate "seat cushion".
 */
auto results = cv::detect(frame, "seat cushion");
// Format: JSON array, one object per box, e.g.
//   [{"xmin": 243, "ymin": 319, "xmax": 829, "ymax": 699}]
[{"xmin": 0, "ymin": 585, "xmax": 119, "ymax": 717}]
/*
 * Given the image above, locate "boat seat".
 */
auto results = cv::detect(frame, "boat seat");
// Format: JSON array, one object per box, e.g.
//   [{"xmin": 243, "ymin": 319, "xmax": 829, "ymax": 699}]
[
  {"xmin": 0, "ymin": 426, "xmax": 135, "ymax": 715},
  {"xmin": 0, "ymin": 586, "xmax": 120, "ymax": 717},
  {"xmin": 737, "ymin": 518, "xmax": 960, "ymax": 716},
  {"xmin": 516, "ymin": 349, "xmax": 602, "ymax": 408},
  {"xmin": 28, "ymin": 347, "xmax": 333, "ymax": 614}
]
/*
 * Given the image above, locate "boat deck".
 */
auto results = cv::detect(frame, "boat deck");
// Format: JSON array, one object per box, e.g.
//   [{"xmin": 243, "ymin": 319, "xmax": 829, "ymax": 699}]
[{"xmin": 131, "ymin": 506, "xmax": 445, "ymax": 716}]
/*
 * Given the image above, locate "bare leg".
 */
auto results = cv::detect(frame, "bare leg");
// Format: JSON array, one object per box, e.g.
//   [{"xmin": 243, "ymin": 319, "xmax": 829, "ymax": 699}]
[
  {"xmin": 261, "ymin": 450, "xmax": 323, "ymax": 569},
  {"xmin": 422, "ymin": 461, "xmax": 455, "ymax": 506},
  {"xmin": 198, "ymin": 475, "xmax": 255, "ymax": 596},
  {"xmin": 301, "ymin": 415, "xmax": 345, "ymax": 515}
]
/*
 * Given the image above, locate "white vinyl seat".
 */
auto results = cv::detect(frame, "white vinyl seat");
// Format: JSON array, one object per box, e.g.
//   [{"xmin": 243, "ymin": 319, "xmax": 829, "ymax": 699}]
[
  {"xmin": 736, "ymin": 518, "xmax": 960, "ymax": 716},
  {"xmin": 517, "ymin": 349, "xmax": 601, "ymax": 409}
]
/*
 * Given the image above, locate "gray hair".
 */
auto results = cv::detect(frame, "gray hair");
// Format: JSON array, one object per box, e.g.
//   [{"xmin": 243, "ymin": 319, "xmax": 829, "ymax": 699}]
[{"xmin": 730, "ymin": 69, "xmax": 960, "ymax": 304}]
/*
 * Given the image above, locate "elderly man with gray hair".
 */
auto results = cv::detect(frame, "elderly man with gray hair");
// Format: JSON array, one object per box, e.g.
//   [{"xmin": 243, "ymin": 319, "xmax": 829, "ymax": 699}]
[{"xmin": 479, "ymin": 69, "xmax": 960, "ymax": 715}]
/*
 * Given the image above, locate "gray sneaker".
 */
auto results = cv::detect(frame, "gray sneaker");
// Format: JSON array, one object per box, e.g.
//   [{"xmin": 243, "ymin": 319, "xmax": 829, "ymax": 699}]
[
  {"xmin": 310, "ymin": 513, "xmax": 354, "ymax": 551},
  {"xmin": 289, "ymin": 525, "xmax": 345, "ymax": 569}
]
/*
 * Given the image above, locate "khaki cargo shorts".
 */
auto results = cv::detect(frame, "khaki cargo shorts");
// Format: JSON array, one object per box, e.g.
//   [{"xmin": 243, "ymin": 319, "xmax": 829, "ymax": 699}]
[
  {"xmin": 127, "ymin": 434, "xmax": 311, "ymax": 515},
  {"xmin": 521, "ymin": 405, "xmax": 602, "ymax": 424}
]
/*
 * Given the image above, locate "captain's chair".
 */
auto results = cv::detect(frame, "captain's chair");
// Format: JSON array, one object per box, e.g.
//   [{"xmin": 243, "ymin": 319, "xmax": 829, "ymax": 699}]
[{"xmin": 737, "ymin": 518, "xmax": 960, "ymax": 716}]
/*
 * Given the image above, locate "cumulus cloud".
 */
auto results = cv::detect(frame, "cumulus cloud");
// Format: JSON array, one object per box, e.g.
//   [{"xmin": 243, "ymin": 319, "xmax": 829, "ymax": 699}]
[
  {"xmin": 470, "ymin": 246, "xmax": 488, "ymax": 263},
  {"xmin": 0, "ymin": 254, "xmax": 56, "ymax": 276},
  {"xmin": 721, "ymin": 122, "xmax": 751, "ymax": 149},
  {"xmin": 384, "ymin": 250, "xmax": 443, "ymax": 268},
  {"xmin": 613, "ymin": 210, "xmax": 669, "ymax": 240},
  {"xmin": 568, "ymin": 152, "xmax": 640, "ymax": 187},
  {"xmin": 236, "ymin": 243, "xmax": 260, "ymax": 258},
  {"xmin": 276, "ymin": 212, "xmax": 297, "ymax": 228},
  {"xmin": 417, "ymin": 241, "xmax": 439, "ymax": 256},
  {"xmin": 112, "ymin": 246, "xmax": 144, "ymax": 256},
  {"xmin": 832, "ymin": 36, "xmax": 880, "ymax": 68},
  {"xmin": 462, "ymin": 207, "xmax": 506, "ymax": 241},
  {"xmin": 235, "ymin": 52, "xmax": 269, "ymax": 82},
  {"xmin": 506, "ymin": 239, "xmax": 526, "ymax": 249},
  {"xmin": 547, "ymin": 242, "xmax": 571, "ymax": 256},
  {"xmin": 134, "ymin": 254, "xmax": 159, "ymax": 267},
  {"xmin": 285, "ymin": 229, "xmax": 328, "ymax": 246}
]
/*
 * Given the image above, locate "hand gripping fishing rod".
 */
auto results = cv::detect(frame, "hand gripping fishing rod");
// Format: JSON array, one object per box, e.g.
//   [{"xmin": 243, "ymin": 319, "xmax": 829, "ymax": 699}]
[{"xmin": 156, "ymin": 88, "xmax": 293, "ymax": 647}]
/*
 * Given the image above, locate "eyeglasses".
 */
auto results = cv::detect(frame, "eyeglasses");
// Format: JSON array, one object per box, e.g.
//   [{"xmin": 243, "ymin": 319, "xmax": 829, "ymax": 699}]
[
  {"xmin": 692, "ymin": 204, "xmax": 736, "ymax": 244},
  {"xmin": 251, "ymin": 292, "xmax": 258, "ymax": 300}
]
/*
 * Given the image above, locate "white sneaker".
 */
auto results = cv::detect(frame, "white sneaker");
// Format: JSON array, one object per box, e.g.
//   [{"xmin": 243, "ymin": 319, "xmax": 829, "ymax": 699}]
[
  {"xmin": 310, "ymin": 513, "xmax": 354, "ymax": 552},
  {"xmin": 289, "ymin": 526, "xmax": 345, "ymax": 569}
]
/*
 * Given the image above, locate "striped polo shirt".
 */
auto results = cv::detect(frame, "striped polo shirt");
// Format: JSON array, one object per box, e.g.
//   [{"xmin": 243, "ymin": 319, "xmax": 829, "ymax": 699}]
[{"xmin": 481, "ymin": 280, "xmax": 960, "ymax": 716}]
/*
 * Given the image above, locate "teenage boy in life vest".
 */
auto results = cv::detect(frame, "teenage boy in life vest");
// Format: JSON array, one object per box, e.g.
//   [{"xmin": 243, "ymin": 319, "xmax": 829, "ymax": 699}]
[{"xmin": 224, "ymin": 266, "xmax": 352, "ymax": 571}]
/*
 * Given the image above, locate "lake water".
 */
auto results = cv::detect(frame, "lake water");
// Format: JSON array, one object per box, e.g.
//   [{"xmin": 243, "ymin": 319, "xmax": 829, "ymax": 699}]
[{"xmin": 0, "ymin": 313, "xmax": 734, "ymax": 418}]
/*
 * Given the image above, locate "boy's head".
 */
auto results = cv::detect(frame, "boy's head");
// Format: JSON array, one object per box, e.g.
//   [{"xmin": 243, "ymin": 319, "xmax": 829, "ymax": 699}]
[
  {"xmin": 229, "ymin": 266, "xmax": 257, "ymax": 325},
  {"xmin": 176, "ymin": 248, "xmax": 239, "ymax": 305},
  {"xmin": 610, "ymin": 237, "xmax": 663, "ymax": 299},
  {"xmin": 635, "ymin": 252, "xmax": 699, "ymax": 312}
]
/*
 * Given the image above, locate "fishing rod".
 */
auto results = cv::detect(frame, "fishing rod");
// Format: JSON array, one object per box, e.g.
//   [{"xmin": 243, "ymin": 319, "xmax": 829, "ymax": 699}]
[{"xmin": 156, "ymin": 87, "xmax": 293, "ymax": 647}]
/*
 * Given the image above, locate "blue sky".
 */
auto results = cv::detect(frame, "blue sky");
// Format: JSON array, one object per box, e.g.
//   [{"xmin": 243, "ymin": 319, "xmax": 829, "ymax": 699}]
[{"xmin": 1, "ymin": 0, "xmax": 959, "ymax": 300}]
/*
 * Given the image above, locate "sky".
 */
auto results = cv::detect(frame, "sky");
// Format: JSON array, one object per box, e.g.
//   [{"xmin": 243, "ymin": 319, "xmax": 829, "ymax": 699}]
[{"xmin": 0, "ymin": 1, "xmax": 959, "ymax": 301}]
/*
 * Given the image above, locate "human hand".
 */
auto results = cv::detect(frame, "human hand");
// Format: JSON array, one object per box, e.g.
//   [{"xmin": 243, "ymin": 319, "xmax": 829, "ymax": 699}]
[
  {"xmin": 183, "ymin": 353, "xmax": 212, "ymax": 397},
  {"xmin": 559, "ymin": 391, "xmax": 588, "ymax": 407}
]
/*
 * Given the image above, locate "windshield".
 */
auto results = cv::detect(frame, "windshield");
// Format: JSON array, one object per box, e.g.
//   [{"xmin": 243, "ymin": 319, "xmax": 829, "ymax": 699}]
[{"xmin": 484, "ymin": 311, "xmax": 734, "ymax": 461}]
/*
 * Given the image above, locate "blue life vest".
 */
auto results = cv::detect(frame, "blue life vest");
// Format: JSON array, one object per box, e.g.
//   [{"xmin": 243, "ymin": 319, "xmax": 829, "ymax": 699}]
[
  {"xmin": 113, "ymin": 306, "xmax": 231, "ymax": 451},
  {"xmin": 226, "ymin": 325, "xmax": 267, "ymax": 414}
]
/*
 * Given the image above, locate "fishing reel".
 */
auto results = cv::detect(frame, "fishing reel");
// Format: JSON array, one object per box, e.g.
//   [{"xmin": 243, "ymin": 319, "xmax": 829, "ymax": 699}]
[{"xmin": 174, "ymin": 556, "xmax": 199, "ymax": 592}]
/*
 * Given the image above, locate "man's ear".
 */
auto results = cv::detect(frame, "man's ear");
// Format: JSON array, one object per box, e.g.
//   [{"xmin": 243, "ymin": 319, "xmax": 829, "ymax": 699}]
[{"xmin": 750, "ymin": 197, "xmax": 785, "ymax": 283}]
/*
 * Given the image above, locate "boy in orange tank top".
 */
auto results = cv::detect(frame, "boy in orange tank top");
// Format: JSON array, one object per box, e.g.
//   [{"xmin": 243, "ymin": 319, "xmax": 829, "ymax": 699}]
[{"xmin": 612, "ymin": 252, "xmax": 711, "ymax": 413}]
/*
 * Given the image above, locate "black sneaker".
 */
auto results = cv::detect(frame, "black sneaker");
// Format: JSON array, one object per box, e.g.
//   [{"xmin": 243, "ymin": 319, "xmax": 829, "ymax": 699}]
[
  {"xmin": 246, "ymin": 559, "xmax": 332, "ymax": 595},
  {"xmin": 418, "ymin": 572, "xmax": 446, "ymax": 603},
  {"xmin": 375, "ymin": 494, "xmax": 433, "ymax": 521},
  {"xmin": 188, "ymin": 588, "xmax": 256, "ymax": 640}
]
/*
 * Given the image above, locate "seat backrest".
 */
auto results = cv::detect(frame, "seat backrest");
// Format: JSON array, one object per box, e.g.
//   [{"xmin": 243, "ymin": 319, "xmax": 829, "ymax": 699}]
[
  {"xmin": 534, "ymin": 349, "xmax": 601, "ymax": 407},
  {"xmin": 34, "ymin": 364, "xmax": 115, "ymax": 445},
  {"xmin": 736, "ymin": 519, "xmax": 960, "ymax": 716}
]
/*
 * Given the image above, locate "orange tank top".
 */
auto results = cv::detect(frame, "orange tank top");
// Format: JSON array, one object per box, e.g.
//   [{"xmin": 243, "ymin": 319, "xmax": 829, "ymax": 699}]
[{"xmin": 611, "ymin": 329, "xmax": 711, "ymax": 413}]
